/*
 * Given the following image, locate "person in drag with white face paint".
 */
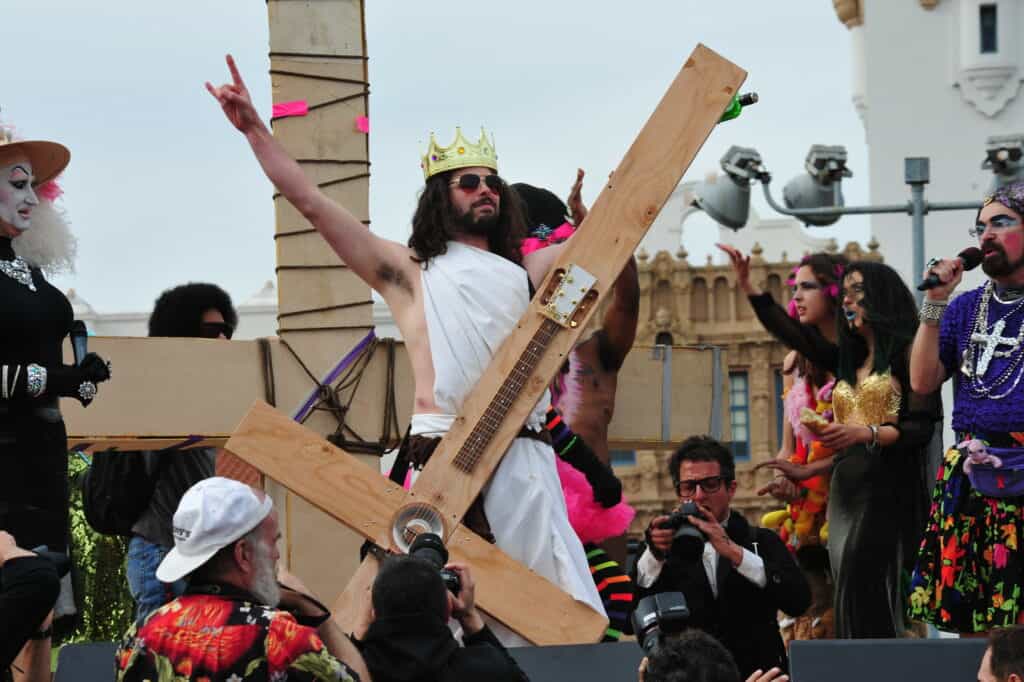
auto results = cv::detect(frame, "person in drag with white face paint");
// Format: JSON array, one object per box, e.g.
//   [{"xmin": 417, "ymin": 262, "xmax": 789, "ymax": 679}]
[{"xmin": 0, "ymin": 127, "xmax": 111, "ymax": 641}]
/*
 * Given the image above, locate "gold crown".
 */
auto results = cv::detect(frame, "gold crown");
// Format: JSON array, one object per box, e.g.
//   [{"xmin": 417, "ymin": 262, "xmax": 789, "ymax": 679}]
[{"xmin": 420, "ymin": 126, "xmax": 498, "ymax": 180}]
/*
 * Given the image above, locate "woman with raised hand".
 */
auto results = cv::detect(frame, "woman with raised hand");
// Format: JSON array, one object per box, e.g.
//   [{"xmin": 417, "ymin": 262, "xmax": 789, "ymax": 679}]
[
  {"xmin": 720, "ymin": 245, "xmax": 940, "ymax": 639},
  {"xmin": 720, "ymin": 246, "xmax": 845, "ymax": 554}
]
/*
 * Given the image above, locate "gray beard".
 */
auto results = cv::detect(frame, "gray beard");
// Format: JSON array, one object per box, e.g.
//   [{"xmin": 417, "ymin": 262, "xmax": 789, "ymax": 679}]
[
  {"xmin": 12, "ymin": 200, "xmax": 77, "ymax": 275},
  {"xmin": 249, "ymin": 541, "xmax": 281, "ymax": 606}
]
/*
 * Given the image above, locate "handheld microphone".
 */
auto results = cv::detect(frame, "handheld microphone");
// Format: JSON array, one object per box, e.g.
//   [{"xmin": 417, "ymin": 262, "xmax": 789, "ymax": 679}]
[
  {"xmin": 917, "ymin": 247, "xmax": 983, "ymax": 291},
  {"xmin": 70, "ymin": 320, "xmax": 88, "ymax": 366}
]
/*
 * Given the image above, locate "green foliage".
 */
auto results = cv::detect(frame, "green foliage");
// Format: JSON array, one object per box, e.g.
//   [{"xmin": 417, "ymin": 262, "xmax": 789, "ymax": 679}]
[{"xmin": 56, "ymin": 453, "xmax": 134, "ymax": 644}]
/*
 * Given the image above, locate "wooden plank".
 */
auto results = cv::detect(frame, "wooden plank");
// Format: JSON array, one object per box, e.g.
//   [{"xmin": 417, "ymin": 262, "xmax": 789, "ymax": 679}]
[
  {"xmin": 607, "ymin": 345, "xmax": 719, "ymax": 446},
  {"xmin": 275, "ymin": 230, "xmax": 351, "ymax": 268},
  {"xmin": 445, "ymin": 525, "xmax": 608, "ymax": 645},
  {"xmin": 267, "ymin": 0, "xmax": 366, "ymax": 56},
  {"xmin": 226, "ymin": 401, "xmax": 400, "ymax": 548},
  {"xmin": 270, "ymin": 56, "xmax": 367, "ymax": 83},
  {"xmin": 411, "ymin": 45, "xmax": 747, "ymax": 527},
  {"xmin": 61, "ymin": 337, "xmax": 265, "ymax": 439},
  {"xmin": 271, "ymin": 70, "xmax": 366, "ymax": 110},
  {"xmin": 62, "ymin": 335, "xmax": 714, "ymax": 452},
  {"xmin": 276, "ymin": 269, "xmax": 370, "ymax": 317},
  {"xmin": 229, "ymin": 401, "xmax": 607, "ymax": 645},
  {"xmin": 68, "ymin": 437, "xmax": 225, "ymax": 453},
  {"xmin": 272, "ymin": 103, "xmax": 369, "ymax": 160},
  {"xmin": 277, "ymin": 306, "xmax": 374, "ymax": 333}
]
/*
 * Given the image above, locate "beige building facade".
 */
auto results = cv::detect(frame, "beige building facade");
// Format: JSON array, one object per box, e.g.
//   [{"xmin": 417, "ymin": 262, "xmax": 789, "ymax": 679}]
[{"xmin": 615, "ymin": 239, "xmax": 882, "ymax": 540}]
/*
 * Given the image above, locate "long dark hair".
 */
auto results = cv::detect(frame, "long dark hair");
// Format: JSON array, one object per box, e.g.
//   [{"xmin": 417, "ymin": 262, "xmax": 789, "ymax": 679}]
[
  {"xmin": 407, "ymin": 170, "xmax": 528, "ymax": 266},
  {"xmin": 789, "ymin": 252, "xmax": 848, "ymax": 387},
  {"xmin": 836, "ymin": 261, "xmax": 919, "ymax": 386}
]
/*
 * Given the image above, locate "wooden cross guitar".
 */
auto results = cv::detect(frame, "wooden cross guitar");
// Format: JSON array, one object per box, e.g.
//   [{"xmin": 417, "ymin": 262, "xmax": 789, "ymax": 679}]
[{"xmin": 227, "ymin": 43, "xmax": 746, "ymax": 644}]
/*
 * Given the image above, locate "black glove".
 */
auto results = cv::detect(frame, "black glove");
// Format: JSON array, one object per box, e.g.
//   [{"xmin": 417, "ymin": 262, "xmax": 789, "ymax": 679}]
[
  {"xmin": 47, "ymin": 353, "xmax": 111, "ymax": 405},
  {"xmin": 560, "ymin": 436, "xmax": 623, "ymax": 508}
]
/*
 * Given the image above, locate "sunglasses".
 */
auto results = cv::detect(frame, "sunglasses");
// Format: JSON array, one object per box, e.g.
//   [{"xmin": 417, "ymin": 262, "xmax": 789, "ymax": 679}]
[
  {"xmin": 198, "ymin": 321, "xmax": 234, "ymax": 339},
  {"xmin": 969, "ymin": 214, "xmax": 1022, "ymax": 238},
  {"xmin": 450, "ymin": 173, "xmax": 503, "ymax": 193},
  {"xmin": 675, "ymin": 475, "xmax": 728, "ymax": 497}
]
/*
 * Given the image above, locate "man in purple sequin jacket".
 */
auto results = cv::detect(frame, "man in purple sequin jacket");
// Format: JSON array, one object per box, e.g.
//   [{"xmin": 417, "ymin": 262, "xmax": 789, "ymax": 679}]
[{"xmin": 908, "ymin": 180, "xmax": 1024, "ymax": 634}]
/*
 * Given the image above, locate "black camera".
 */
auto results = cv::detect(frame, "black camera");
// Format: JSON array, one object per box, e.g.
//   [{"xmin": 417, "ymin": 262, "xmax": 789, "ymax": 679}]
[
  {"xmin": 408, "ymin": 532, "xmax": 462, "ymax": 596},
  {"xmin": 657, "ymin": 501, "xmax": 707, "ymax": 559},
  {"xmin": 631, "ymin": 592, "xmax": 690, "ymax": 655}
]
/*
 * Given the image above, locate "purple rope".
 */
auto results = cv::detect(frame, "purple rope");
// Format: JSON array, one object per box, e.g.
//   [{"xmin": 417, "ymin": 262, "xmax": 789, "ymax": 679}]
[{"xmin": 291, "ymin": 329, "xmax": 377, "ymax": 422}]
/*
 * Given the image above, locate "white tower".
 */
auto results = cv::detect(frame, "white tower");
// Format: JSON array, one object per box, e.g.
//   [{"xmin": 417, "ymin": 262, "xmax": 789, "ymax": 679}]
[{"xmin": 834, "ymin": 0, "xmax": 1024, "ymax": 285}]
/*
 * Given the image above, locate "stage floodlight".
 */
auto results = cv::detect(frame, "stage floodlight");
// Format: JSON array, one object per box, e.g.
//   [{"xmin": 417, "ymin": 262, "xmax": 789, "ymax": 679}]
[
  {"xmin": 782, "ymin": 145, "xmax": 853, "ymax": 227},
  {"xmin": 982, "ymin": 134, "xmax": 1024, "ymax": 191},
  {"xmin": 690, "ymin": 145, "xmax": 764, "ymax": 230}
]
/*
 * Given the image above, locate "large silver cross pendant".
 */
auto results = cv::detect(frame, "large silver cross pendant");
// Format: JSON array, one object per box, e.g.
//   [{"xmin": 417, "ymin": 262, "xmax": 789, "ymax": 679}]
[{"xmin": 970, "ymin": 319, "xmax": 1019, "ymax": 376}]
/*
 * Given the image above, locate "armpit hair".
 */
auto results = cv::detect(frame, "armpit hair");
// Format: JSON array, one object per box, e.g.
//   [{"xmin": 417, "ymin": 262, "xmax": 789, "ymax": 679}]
[{"xmin": 377, "ymin": 262, "xmax": 413, "ymax": 297}]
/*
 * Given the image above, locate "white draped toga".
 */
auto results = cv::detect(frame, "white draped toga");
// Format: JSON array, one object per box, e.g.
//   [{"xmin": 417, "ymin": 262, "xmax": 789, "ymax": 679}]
[{"xmin": 413, "ymin": 242, "xmax": 605, "ymax": 644}]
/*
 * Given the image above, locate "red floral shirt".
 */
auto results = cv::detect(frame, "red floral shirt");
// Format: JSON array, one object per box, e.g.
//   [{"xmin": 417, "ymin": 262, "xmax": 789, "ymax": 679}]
[{"xmin": 116, "ymin": 592, "xmax": 359, "ymax": 681}]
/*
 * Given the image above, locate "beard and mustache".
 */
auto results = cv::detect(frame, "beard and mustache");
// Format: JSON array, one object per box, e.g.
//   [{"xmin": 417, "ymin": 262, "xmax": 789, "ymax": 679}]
[
  {"xmin": 981, "ymin": 242, "xmax": 1024, "ymax": 278},
  {"xmin": 454, "ymin": 197, "xmax": 500, "ymax": 237},
  {"xmin": 249, "ymin": 537, "xmax": 281, "ymax": 607}
]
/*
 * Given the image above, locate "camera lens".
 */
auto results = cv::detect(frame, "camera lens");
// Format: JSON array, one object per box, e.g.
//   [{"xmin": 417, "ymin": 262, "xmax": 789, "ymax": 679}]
[{"xmin": 408, "ymin": 532, "xmax": 448, "ymax": 569}]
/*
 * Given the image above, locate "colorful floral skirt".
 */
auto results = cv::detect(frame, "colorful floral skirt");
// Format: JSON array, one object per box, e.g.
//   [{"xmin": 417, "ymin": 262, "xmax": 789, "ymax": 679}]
[{"xmin": 908, "ymin": 446, "xmax": 1024, "ymax": 632}]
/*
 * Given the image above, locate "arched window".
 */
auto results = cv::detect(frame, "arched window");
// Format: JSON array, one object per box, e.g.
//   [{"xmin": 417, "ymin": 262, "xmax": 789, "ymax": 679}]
[
  {"xmin": 690, "ymin": 278, "xmax": 708, "ymax": 322},
  {"xmin": 713, "ymin": 277, "xmax": 730, "ymax": 322}
]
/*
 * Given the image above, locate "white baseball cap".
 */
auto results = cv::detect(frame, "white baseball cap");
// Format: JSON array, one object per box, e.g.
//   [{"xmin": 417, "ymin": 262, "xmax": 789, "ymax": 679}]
[{"xmin": 156, "ymin": 477, "xmax": 274, "ymax": 583}]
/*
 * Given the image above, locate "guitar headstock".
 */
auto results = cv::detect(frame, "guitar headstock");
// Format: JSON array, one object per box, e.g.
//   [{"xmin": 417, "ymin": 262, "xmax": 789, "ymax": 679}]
[{"xmin": 539, "ymin": 264, "xmax": 599, "ymax": 328}]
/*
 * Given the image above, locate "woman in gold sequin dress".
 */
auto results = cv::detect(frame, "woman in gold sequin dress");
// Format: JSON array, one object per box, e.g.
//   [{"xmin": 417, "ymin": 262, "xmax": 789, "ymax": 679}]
[{"xmin": 746, "ymin": 262, "xmax": 941, "ymax": 638}]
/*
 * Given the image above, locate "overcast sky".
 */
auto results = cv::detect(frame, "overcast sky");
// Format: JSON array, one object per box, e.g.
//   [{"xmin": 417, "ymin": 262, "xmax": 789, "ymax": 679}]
[{"xmin": 5, "ymin": 1, "xmax": 869, "ymax": 312}]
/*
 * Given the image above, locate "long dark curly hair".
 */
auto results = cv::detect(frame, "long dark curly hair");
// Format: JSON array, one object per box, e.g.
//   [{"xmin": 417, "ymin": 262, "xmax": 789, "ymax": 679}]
[
  {"xmin": 148, "ymin": 282, "xmax": 237, "ymax": 338},
  {"xmin": 407, "ymin": 170, "xmax": 528, "ymax": 266},
  {"xmin": 836, "ymin": 261, "xmax": 918, "ymax": 386}
]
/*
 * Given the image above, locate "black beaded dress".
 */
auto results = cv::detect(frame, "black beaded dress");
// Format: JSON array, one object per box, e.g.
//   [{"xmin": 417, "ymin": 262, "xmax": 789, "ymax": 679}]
[
  {"xmin": 748, "ymin": 292, "xmax": 940, "ymax": 638},
  {"xmin": 0, "ymin": 236, "xmax": 74, "ymax": 552}
]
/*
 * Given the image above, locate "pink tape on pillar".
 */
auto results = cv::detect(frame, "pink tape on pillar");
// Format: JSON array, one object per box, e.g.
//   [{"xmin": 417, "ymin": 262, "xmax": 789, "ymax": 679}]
[
  {"xmin": 271, "ymin": 100, "xmax": 309, "ymax": 119},
  {"xmin": 355, "ymin": 115, "xmax": 370, "ymax": 133}
]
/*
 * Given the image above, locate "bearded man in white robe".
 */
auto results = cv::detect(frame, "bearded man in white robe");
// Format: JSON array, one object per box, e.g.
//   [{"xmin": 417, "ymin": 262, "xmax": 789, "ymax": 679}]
[{"xmin": 207, "ymin": 56, "xmax": 605, "ymax": 644}]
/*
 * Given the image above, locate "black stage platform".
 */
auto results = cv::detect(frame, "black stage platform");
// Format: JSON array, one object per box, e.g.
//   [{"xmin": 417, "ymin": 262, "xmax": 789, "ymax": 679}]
[{"xmin": 53, "ymin": 637, "xmax": 987, "ymax": 681}]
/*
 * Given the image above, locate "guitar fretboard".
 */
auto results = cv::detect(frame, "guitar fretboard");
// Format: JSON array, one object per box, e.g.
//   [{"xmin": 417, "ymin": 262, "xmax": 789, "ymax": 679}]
[{"xmin": 452, "ymin": 317, "xmax": 561, "ymax": 473}]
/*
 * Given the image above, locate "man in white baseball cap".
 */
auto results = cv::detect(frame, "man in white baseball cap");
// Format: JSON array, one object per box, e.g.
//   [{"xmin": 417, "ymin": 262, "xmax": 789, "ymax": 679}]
[{"xmin": 117, "ymin": 477, "xmax": 370, "ymax": 681}]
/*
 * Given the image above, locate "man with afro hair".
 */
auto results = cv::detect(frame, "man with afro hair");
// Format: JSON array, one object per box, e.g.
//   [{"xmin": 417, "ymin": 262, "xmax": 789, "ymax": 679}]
[{"xmin": 126, "ymin": 282, "xmax": 237, "ymax": 624}]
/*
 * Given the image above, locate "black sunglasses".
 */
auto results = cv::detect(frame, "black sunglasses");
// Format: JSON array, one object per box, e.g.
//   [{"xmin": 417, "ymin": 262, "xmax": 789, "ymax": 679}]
[
  {"xmin": 450, "ymin": 173, "xmax": 503, "ymax": 193},
  {"xmin": 198, "ymin": 321, "xmax": 234, "ymax": 339}
]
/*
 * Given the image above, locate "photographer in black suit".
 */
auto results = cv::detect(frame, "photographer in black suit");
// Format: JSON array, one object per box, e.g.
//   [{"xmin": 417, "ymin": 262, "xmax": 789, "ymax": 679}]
[{"xmin": 631, "ymin": 436, "xmax": 810, "ymax": 678}]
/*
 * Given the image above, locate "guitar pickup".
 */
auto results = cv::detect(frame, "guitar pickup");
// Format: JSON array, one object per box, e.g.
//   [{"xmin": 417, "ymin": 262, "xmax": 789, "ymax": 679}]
[{"xmin": 539, "ymin": 264, "xmax": 599, "ymax": 328}]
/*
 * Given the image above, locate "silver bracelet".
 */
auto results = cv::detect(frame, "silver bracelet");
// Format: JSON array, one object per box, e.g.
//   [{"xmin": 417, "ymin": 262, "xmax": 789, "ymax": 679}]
[
  {"xmin": 26, "ymin": 364, "xmax": 47, "ymax": 398},
  {"xmin": 918, "ymin": 298, "xmax": 948, "ymax": 326},
  {"xmin": 867, "ymin": 424, "xmax": 880, "ymax": 451}
]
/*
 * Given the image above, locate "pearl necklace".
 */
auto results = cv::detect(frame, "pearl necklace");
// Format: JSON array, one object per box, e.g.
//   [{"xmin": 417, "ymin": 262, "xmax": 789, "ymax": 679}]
[
  {"xmin": 0, "ymin": 256, "xmax": 36, "ymax": 292},
  {"xmin": 962, "ymin": 282, "xmax": 1024, "ymax": 399}
]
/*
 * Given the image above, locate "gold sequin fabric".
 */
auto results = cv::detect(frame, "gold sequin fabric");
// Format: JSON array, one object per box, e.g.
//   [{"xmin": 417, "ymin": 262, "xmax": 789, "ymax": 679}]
[{"xmin": 832, "ymin": 373, "xmax": 901, "ymax": 426}]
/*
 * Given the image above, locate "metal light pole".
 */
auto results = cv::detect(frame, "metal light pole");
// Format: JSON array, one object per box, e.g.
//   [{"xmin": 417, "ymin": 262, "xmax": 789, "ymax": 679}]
[{"xmin": 759, "ymin": 156, "xmax": 981, "ymax": 303}]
